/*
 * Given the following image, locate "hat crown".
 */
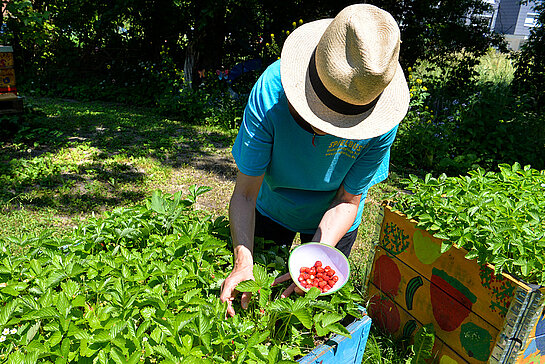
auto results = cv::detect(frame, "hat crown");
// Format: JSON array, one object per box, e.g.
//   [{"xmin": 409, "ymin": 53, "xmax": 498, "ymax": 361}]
[{"xmin": 315, "ymin": 4, "xmax": 401, "ymax": 105}]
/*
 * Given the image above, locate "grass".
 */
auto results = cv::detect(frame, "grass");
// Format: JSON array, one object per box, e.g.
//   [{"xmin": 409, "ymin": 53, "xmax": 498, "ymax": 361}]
[
  {"xmin": 0, "ymin": 98, "xmax": 238, "ymax": 238},
  {"xmin": 0, "ymin": 96, "xmax": 411, "ymax": 361},
  {"xmin": 362, "ymin": 327, "xmax": 412, "ymax": 364},
  {"xmin": 474, "ymin": 48, "xmax": 515, "ymax": 85}
]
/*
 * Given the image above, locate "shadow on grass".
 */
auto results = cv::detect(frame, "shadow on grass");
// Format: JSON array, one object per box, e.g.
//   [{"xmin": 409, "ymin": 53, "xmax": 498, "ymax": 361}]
[{"xmin": 0, "ymin": 98, "xmax": 238, "ymax": 216}]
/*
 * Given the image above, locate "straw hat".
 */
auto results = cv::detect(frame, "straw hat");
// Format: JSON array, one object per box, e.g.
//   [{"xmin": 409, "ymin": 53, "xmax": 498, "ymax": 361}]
[{"xmin": 281, "ymin": 4, "xmax": 410, "ymax": 140}]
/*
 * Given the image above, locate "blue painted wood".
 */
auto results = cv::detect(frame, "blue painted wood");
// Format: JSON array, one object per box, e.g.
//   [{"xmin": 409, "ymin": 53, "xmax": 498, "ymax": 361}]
[{"xmin": 298, "ymin": 312, "xmax": 372, "ymax": 364}]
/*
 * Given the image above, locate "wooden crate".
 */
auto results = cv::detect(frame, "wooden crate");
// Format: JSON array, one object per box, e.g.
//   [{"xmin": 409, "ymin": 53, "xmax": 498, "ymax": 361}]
[
  {"xmin": 0, "ymin": 95, "xmax": 23, "ymax": 114},
  {"xmin": 366, "ymin": 204, "xmax": 545, "ymax": 363},
  {"xmin": 0, "ymin": 46, "xmax": 17, "ymax": 95},
  {"xmin": 0, "ymin": 48, "xmax": 14, "ymax": 68}
]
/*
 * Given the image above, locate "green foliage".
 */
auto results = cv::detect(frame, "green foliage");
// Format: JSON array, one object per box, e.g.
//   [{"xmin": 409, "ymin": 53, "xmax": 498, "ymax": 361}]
[
  {"xmin": 393, "ymin": 54, "xmax": 545, "ymax": 176},
  {"xmin": 407, "ymin": 324, "xmax": 435, "ymax": 364},
  {"xmin": 7, "ymin": 0, "xmax": 503, "ymax": 119},
  {"xmin": 373, "ymin": 0, "xmax": 505, "ymax": 87},
  {"xmin": 394, "ymin": 69, "xmax": 446, "ymax": 172},
  {"xmin": 2, "ymin": 0, "xmax": 57, "ymax": 60},
  {"xmin": 0, "ymin": 187, "xmax": 365, "ymax": 362},
  {"xmin": 156, "ymin": 73, "xmax": 246, "ymax": 129},
  {"xmin": 362, "ymin": 327, "xmax": 413, "ymax": 364},
  {"xmin": 513, "ymin": 1, "xmax": 545, "ymax": 109},
  {"xmin": 392, "ymin": 162, "xmax": 545, "ymax": 285},
  {"xmin": 474, "ymin": 49, "xmax": 515, "ymax": 85}
]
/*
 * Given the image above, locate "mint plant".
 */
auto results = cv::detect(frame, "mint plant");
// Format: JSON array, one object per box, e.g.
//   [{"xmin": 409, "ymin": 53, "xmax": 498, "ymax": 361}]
[
  {"xmin": 392, "ymin": 162, "xmax": 545, "ymax": 285},
  {"xmin": 0, "ymin": 187, "xmax": 365, "ymax": 363}
]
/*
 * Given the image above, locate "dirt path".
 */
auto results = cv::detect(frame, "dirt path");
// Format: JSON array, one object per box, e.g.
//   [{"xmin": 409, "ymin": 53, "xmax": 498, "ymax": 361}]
[{"xmin": 167, "ymin": 145, "xmax": 237, "ymax": 217}]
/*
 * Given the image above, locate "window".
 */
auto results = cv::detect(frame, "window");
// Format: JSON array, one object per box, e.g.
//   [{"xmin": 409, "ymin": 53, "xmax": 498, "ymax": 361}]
[{"xmin": 525, "ymin": 12, "xmax": 538, "ymax": 28}]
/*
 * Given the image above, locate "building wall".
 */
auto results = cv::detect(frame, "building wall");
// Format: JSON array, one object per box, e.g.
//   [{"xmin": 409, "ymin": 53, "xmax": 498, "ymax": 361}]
[
  {"xmin": 514, "ymin": 2, "xmax": 537, "ymax": 36},
  {"xmin": 494, "ymin": 0, "xmax": 522, "ymax": 35},
  {"xmin": 494, "ymin": 0, "xmax": 537, "ymax": 36}
]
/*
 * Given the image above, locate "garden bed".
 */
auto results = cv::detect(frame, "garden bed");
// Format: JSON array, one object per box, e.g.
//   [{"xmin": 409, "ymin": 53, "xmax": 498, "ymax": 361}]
[
  {"xmin": 0, "ymin": 187, "xmax": 368, "ymax": 363},
  {"xmin": 366, "ymin": 164, "xmax": 545, "ymax": 363},
  {"xmin": 367, "ymin": 204, "xmax": 544, "ymax": 363}
]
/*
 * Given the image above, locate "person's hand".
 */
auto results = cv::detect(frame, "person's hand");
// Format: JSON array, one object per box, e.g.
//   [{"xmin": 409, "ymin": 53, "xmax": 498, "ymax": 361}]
[
  {"xmin": 272, "ymin": 273, "xmax": 305, "ymax": 298},
  {"xmin": 220, "ymin": 264, "xmax": 254, "ymax": 317}
]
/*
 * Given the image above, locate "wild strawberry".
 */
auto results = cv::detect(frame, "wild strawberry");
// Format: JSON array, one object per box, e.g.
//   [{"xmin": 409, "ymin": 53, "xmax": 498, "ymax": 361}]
[
  {"xmin": 333, "ymin": 276, "xmax": 339, "ymax": 282},
  {"xmin": 315, "ymin": 261, "xmax": 322, "ymax": 267}
]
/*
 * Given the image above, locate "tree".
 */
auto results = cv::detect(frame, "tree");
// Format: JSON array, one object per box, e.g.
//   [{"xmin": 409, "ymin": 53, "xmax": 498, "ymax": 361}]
[{"xmin": 513, "ymin": 0, "xmax": 545, "ymax": 108}]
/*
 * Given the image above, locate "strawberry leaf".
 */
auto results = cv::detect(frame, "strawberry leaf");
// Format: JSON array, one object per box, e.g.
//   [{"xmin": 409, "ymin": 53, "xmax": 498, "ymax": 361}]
[{"xmin": 236, "ymin": 280, "xmax": 260, "ymax": 293}]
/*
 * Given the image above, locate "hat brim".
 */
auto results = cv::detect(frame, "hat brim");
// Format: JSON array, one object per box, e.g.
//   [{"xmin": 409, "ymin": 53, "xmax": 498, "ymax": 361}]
[{"xmin": 281, "ymin": 19, "xmax": 410, "ymax": 140}]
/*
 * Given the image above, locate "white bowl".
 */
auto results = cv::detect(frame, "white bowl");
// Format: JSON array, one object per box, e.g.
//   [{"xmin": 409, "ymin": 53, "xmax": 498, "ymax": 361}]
[{"xmin": 288, "ymin": 242, "xmax": 350, "ymax": 295}]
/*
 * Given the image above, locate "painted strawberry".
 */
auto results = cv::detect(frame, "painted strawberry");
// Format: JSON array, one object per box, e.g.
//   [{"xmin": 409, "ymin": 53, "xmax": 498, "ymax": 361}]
[{"xmin": 430, "ymin": 268, "xmax": 477, "ymax": 332}]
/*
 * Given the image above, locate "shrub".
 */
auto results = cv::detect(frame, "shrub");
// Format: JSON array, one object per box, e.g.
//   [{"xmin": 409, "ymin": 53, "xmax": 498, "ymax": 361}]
[
  {"xmin": 513, "ymin": 1, "xmax": 545, "ymax": 110},
  {"xmin": 393, "ymin": 55, "xmax": 545, "ymax": 176}
]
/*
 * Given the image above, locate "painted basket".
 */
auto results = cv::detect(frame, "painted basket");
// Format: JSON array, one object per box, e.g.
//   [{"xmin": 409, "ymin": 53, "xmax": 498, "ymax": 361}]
[
  {"xmin": 366, "ymin": 203, "xmax": 545, "ymax": 363},
  {"xmin": 298, "ymin": 308, "xmax": 372, "ymax": 364}
]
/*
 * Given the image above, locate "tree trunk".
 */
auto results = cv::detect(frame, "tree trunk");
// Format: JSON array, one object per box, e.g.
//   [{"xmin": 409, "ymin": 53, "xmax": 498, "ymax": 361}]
[{"xmin": 183, "ymin": 2, "xmax": 227, "ymax": 88}]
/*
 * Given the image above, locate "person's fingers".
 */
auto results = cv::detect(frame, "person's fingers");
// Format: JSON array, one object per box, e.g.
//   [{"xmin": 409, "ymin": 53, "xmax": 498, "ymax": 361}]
[
  {"xmin": 281, "ymin": 283, "xmax": 296, "ymax": 298},
  {"xmin": 225, "ymin": 298, "xmax": 236, "ymax": 318},
  {"xmin": 220, "ymin": 279, "xmax": 240, "ymax": 318},
  {"xmin": 294, "ymin": 285, "xmax": 304, "ymax": 296},
  {"xmin": 241, "ymin": 291, "xmax": 253, "ymax": 309},
  {"xmin": 220, "ymin": 275, "xmax": 242, "ymax": 299},
  {"xmin": 272, "ymin": 273, "xmax": 292, "ymax": 286}
]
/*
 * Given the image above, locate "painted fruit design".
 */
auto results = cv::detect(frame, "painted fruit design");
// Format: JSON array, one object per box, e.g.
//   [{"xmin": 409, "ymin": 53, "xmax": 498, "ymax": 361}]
[
  {"xmin": 460, "ymin": 322, "xmax": 493, "ymax": 361},
  {"xmin": 369, "ymin": 295, "xmax": 401, "ymax": 334},
  {"xmin": 372, "ymin": 254, "xmax": 401, "ymax": 297},
  {"xmin": 413, "ymin": 229, "xmax": 442, "ymax": 265},
  {"xmin": 430, "ymin": 268, "xmax": 477, "ymax": 332}
]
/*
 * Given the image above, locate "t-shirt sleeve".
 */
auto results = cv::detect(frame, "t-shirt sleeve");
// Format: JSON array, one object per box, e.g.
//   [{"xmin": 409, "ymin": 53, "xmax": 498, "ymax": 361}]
[
  {"xmin": 342, "ymin": 124, "xmax": 398, "ymax": 195},
  {"xmin": 231, "ymin": 67, "xmax": 275, "ymax": 176}
]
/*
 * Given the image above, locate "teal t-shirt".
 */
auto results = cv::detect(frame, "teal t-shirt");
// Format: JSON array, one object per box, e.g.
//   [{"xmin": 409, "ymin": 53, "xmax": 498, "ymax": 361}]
[{"xmin": 232, "ymin": 60, "xmax": 397, "ymax": 234}]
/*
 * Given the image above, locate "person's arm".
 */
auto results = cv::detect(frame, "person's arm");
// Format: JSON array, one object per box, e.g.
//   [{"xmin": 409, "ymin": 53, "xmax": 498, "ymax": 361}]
[
  {"xmin": 220, "ymin": 171, "xmax": 264, "ymax": 317},
  {"xmin": 311, "ymin": 184, "xmax": 361, "ymax": 245},
  {"xmin": 272, "ymin": 184, "xmax": 360, "ymax": 297}
]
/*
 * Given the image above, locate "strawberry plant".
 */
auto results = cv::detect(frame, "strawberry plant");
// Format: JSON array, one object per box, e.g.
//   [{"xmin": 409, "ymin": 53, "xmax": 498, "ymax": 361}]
[
  {"xmin": 0, "ymin": 186, "xmax": 365, "ymax": 363},
  {"xmin": 391, "ymin": 162, "xmax": 545, "ymax": 285}
]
